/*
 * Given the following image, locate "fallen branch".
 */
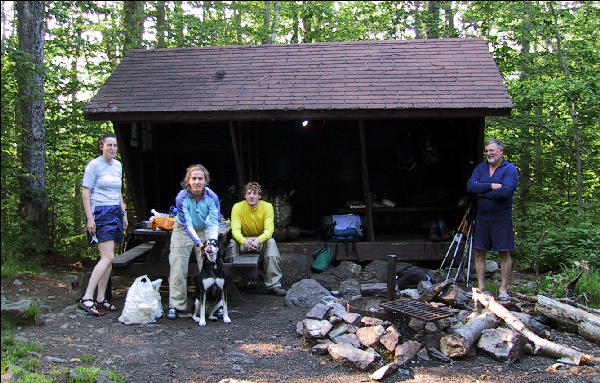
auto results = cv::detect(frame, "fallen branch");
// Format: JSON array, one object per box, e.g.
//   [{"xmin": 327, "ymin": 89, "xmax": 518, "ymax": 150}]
[
  {"xmin": 472, "ymin": 289, "xmax": 598, "ymax": 365},
  {"xmin": 564, "ymin": 271, "xmax": 583, "ymax": 298},
  {"xmin": 557, "ymin": 298, "xmax": 600, "ymax": 316},
  {"xmin": 536, "ymin": 295, "xmax": 600, "ymax": 345}
]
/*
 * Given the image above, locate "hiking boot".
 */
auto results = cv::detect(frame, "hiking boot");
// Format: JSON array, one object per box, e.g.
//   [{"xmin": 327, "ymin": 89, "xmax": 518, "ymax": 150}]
[{"xmin": 268, "ymin": 286, "xmax": 287, "ymax": 297}]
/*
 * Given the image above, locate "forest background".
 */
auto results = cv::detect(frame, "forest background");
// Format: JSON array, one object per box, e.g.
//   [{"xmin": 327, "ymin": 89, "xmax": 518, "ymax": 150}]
[{"xmin": 1, "ymin": 1, "xmax": 599, "ymax": 305}]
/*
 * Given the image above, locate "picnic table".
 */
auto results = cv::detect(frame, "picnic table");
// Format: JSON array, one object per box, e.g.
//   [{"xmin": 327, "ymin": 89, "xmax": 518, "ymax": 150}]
[{"xmin": 108, "ymin": 227, "xmax": 259, "ymax": 300}]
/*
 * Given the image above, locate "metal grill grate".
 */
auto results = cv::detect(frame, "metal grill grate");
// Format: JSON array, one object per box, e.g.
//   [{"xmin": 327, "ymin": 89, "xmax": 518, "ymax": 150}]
[{"xmin": 380, "ymin": 298, "xmax": 454, "ymax": 322}]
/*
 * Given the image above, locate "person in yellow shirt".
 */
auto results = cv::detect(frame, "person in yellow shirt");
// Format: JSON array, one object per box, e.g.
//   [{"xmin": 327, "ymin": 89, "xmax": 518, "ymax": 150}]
[{"xmin": 227, "ymin": 182, "xmax": 286, "ymax": 296}]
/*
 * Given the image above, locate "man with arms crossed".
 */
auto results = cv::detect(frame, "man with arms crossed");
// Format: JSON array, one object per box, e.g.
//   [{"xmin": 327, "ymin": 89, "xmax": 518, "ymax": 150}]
[{"xmin": 467, "ymin": 139, "xmax": 519, "ymax": 301}]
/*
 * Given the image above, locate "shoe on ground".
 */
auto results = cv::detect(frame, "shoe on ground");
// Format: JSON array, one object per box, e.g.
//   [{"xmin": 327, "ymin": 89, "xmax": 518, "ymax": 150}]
[
  {"xmin": 268, "ymin": 286, "xmax": 287, "ymax": 297},
  {"xmin": 497, "ymin": 292, "xmax": 512, "ymax": 301},
  {"xmin": 167, "ymin": 308, "xmax": 192, "ymax": 319}
]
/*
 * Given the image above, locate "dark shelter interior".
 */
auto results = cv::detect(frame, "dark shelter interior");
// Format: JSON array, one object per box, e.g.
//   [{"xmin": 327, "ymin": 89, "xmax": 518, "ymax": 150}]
[{"xmin": 117, "ymin": 117, "xmax": 482, "ymax": 242}]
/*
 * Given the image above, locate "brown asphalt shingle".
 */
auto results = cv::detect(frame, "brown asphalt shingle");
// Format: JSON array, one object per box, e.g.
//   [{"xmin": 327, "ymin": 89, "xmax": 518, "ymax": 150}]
[{"xmin": 84, "ymin": 38, "xmax": 512, "ymax": 118}]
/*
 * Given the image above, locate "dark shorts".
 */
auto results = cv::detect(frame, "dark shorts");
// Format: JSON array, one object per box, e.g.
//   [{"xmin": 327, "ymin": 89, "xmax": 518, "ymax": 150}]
[
  {"xmin": 473, "ymin": 216, "xmax": 514, "ymax": 252},
  {"xmin": 88, "ymin": 205, "xmax": 123, "ymax": 245}
]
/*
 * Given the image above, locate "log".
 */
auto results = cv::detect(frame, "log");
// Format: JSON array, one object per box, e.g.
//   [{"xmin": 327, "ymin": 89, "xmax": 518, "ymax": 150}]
[
  {"xmin": 473, "ymin": 289, "xmax": 597, "ymax": 365},
  {"xmin": 557, "ymin": 297, "xmax": 600, "ymax": 316},
  {"xmin": 536, "ymin": 294, "xmax": 600, "ymax": 344},
  {"xmin": 440, "ymin": 311, "xmax": 500, "ymax": 358},
  {"xmin": 511, "ymin": 311, "xmax": 551, "ymax": 339},
  {"xmin": 422, "ymin": 280, "xmax": 453, "ymax": 302},
  {"xmin": 477, "ymin": 327, "xmax": 527, "ymax": 364}
]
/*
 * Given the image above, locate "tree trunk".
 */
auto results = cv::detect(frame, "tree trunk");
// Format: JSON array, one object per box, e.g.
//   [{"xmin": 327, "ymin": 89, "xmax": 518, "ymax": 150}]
[
  {"xmin": 473, "ymin": 289, "xmax": 597, "ymax": 365},
  {"xmin": 440, "ymin": 311, "xmax": 500, "ymax": 358},
  {"xmin": 441, "ymin": 1, "xmax": 457, "ymax": 37},
  {"xmin": 548, "ymin": 3, "xmax": 584, "ymax": 212},
  {"xmin": 517, "ymin": 2, "xmax": 533, "ymax": 215},
  {"xmin": 155, "ymin": 1, "xmax": 166, "ymax": 48},
  {"xmin": 536, "ymin": 294, "xmax": 600, "ymax": 344},
  {"xmin": 123, "ymin": 1, "xmax": 145, "ymax": 52},
  {"xmin": 270, "ymin": 1, "xmax": 279, "ymax": 44},
  {"xmin": 301, "ymin": 1, "xmax": 313, "ymax": 43},
  {"xmin": 426, "ymin": 1, "xmax": 440, "ymax": 38},
  {"xmin": 291, "ymin": 2, "xmax": 299, "ymax": 43},
  {"xmin": 171, "ymin": 1, "xmax": 185, "ymax": 46},
  {"xmin": 263, "ymin": 1, "xmax": 272, "ymax": 44},
  {"xmin": 15, "ymin": 0, "xmax": 49, "ymax": 256}
]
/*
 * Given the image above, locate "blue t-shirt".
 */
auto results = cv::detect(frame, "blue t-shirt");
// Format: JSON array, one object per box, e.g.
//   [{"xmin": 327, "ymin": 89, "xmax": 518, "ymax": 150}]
[
  {"xmin": 466, "ymin": 159, "xmax": 518, "ymax": 221},
  {"xmin": 82, "ymin": 156, "xmax": 122, "ymax": 210}
]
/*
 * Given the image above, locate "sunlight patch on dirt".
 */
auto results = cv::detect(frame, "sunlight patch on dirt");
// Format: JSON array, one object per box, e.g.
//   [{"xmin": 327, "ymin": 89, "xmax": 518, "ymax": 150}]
[{"xmin": 238, "ymin": 342, "xmax": 293, "ymax": 356}]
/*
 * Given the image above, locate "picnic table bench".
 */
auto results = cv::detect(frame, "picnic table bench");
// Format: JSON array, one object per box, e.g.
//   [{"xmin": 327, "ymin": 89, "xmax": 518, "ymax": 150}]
[{"xmin": 105, "ymin": 228, "xmax": 259, "ymax": 300}]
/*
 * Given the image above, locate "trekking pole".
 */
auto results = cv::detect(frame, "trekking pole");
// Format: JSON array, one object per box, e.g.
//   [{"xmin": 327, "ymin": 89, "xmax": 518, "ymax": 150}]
[
  {"xmin": 465, "ymin": 223, "xmax": 474, "ymax": 287},
  {"xmin": 453, "ymin": 219, "xmax": 473, "ymax": 282},
  {"xmin": 439, "ymin": 204, "xmax": 471, "ymax": 271}
]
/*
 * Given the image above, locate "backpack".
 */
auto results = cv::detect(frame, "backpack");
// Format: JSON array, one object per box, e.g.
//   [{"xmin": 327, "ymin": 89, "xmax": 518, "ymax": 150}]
[
  {"xmin": 396, "ymin": 265, "xmax": 432, "ymax": 290},
  {"xmin": 320, "ymin": 214, "xmax": 363, "ymax": 242},
  {"xmin": 311, "ymin": 247, "xmax": 334, "ymax": 272}
]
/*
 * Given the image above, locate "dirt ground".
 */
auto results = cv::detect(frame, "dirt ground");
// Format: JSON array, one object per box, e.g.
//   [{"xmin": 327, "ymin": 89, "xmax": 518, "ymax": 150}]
[{"xmin": 2, "ymin": 265, "xmax": 599, "ymax": 383}]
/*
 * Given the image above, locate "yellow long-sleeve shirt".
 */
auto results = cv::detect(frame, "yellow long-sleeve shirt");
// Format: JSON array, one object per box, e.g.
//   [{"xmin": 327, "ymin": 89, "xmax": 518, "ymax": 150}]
[{"xmin": 231, "ymin": 200, "xmax": 275, "ymax": 244}]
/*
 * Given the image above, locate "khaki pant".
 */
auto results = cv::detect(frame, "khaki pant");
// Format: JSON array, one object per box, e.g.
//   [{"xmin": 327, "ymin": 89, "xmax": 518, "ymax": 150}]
[
  {"xmin": 226, "ymin": 237, "xmax": 283, "ymax": 289},
  {"xmin": 168, "ymin": 222, "xmax": 206, "ymax": 310}
]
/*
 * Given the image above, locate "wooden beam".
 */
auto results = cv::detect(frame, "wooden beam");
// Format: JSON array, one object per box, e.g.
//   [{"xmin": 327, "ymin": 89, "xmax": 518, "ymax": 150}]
[
  {"xmin": 114, "ymin": 122, "xmax": 146, "ymax": 220},
  {"xmin": 86, "ymin": 108, "xmax": 513, "ymax": 123},
  {"xmin": 359, "ymin": 120, "xmax": 375, "ymax": 242},
  {"xmin": 229, "ymin": 120, "xmax": 244, "ymax": 188}
]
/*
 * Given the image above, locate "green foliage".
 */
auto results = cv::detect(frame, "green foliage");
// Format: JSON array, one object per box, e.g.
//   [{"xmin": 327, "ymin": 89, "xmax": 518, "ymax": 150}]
[
  {"xmin": 539, "ymin": 267, "xmax": 600, "ymax": 308},
  {"xmin": 107, "ymin": 371, "xmax": 125, "ymax": 383},
  {"xmin": 1, "ymin": 333, "xmax": 43, "ymax": 374},
  {"xmin": 80, "ymin": 354, "xmax": 95, "ymax": 364},
  {"xmin": 70, "ymin": 366, "xmax": 101, "ymax": 383},
  {"xmin": 24, "ymin": 301, "xmax": 42, "ymax": 320},
  {"xmin": 1, "ymin": 260, "xmax": 43, "ymax": 279},
  {"xmin": 1, "ymin": 1, "xmax": 598, "ymax": 275},
  {"xmin": 514, "ymin": 202, "xmax": 600, "ymax": 271}
]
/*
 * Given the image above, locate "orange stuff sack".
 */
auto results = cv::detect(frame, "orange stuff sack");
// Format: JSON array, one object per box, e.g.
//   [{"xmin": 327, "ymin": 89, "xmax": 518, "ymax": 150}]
[{"xmin": 150, "ymin": 216, "xmax": 175, "ymax": 231}]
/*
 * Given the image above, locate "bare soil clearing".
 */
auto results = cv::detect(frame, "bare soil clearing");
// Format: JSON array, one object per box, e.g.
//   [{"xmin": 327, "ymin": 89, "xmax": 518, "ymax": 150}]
[{"xmin": 2, "ymin": 268, "xmax": 599, "ymax": 383}]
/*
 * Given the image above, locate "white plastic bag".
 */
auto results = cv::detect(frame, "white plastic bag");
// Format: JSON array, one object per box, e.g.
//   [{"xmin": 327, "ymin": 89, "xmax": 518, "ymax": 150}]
[{"xmin": 118, "ymin": 275, "xmax": 163, "ymax": 325}]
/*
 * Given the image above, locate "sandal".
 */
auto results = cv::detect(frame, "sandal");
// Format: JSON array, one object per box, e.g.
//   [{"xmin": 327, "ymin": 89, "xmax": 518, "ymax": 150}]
[
  {"xmin": 79, "ymin": 298, "xmax": 100, "ymax": 316},
  {"xmin": 96, "ymin": 299, "xmax": 118, "ymax": 311},
  {"xmin": 497, "ymin": 292, "xmax": 512, "ymax": 301}
]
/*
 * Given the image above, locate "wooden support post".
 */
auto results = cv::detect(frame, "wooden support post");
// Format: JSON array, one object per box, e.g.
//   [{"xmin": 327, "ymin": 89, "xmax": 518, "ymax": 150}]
[
  {"xmin": 229, "ymin": 121, "xmax": 244, "ymax": 189},
  {"xmin": 359, "ymin": 120, "xmax": 375, "ymax": 242},
  {"xmin": 386, "ymin": 254, "xmax": 397, "ymax": 301}
]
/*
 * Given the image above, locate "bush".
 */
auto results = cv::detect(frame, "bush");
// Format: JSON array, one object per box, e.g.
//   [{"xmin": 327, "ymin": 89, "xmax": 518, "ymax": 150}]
[
  {"xmin": 514, "ymin": 202, "xmax": 600, "ymax": 272},
  {"xmin": 539, "ymin": 266, "xmax": 600, "ymax": 308}
]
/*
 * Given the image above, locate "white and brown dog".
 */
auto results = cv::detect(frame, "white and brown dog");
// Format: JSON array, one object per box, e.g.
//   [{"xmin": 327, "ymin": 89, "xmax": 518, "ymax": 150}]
[{"xmin": 192, "ymin": 239, "xmax": 231, "ymax": 326}]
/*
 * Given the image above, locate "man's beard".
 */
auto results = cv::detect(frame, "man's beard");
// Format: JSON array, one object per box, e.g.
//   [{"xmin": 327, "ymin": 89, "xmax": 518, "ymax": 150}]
[{"xmin": 487, "ymin": 155, "xmax": 501, "ymax": 165}]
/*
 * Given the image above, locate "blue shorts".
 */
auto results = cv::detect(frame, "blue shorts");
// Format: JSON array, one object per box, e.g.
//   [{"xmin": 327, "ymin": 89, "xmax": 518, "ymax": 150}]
[
  {"xmin": 473, "ymin": 216, "xmax": 514, "ymax": 252},
  {"xmin": 88, "ymin": 205, "xmax": 123, "ymax": 245}
]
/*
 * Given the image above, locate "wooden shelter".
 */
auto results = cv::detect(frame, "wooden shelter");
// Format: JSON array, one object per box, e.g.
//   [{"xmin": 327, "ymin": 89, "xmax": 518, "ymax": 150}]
[{"xmin": 84, "ymin": 38, "xmax": 512, "ymax": 261}]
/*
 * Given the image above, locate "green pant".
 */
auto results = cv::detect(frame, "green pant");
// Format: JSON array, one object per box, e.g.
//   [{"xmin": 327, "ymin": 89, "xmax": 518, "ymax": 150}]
[{"xmin": 168, "ymin": 222, "xmax": 206, "ymax": 311}]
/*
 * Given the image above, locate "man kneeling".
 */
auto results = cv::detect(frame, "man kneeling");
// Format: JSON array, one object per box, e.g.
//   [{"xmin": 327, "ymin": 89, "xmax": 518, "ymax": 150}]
[{"xmin": 226, "ymin": 182, "xmax": 287, "ymax": 296}]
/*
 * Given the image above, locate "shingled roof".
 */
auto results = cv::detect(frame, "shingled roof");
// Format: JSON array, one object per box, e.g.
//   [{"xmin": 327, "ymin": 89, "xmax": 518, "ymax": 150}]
[{"xmin": 84, "ymin": 38, "xmax": 512, "ymax": 121}]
